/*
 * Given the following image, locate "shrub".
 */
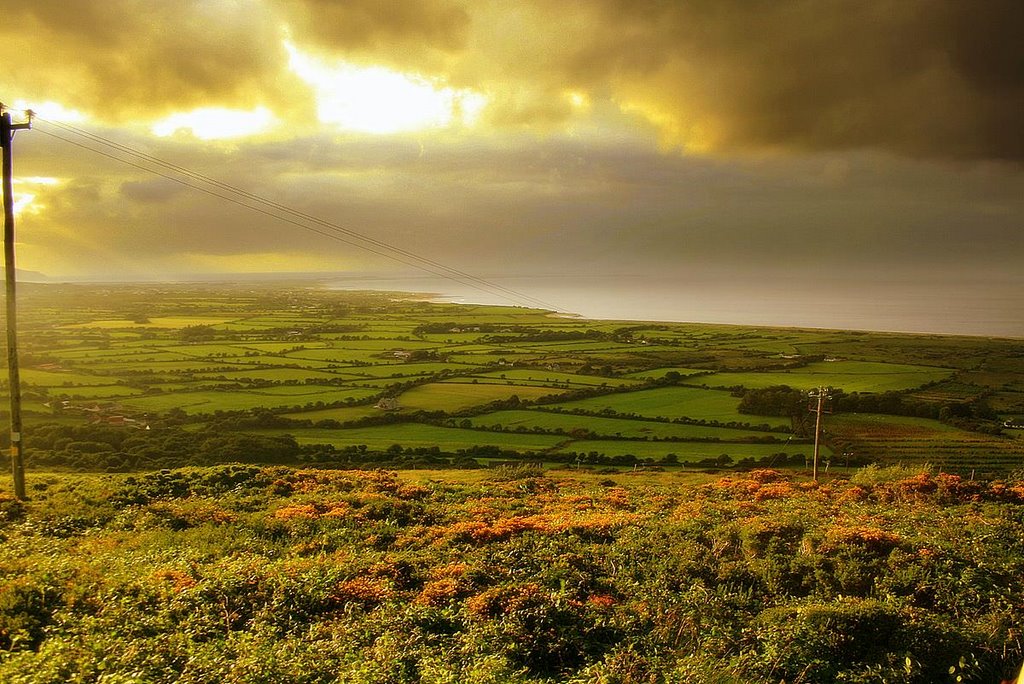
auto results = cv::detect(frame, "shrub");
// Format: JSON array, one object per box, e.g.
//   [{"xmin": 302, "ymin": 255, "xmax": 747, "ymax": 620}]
[{"xmin": 741, "ymin": 599, "xmax": 970, "ymax": 683}]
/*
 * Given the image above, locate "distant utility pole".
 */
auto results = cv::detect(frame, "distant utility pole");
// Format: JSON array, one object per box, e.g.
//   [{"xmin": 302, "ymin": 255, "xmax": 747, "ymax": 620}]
[
  {"xmin": 1, "ymin": 105, "xmax": 32, "ymax": 500},
  {"xmin": 808, "ymin": 386, "xmax": 832, "ymax": 482}
]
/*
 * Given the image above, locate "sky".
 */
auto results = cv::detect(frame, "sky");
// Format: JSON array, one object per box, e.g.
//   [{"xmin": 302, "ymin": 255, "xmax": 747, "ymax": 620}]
[{"xmin": 1, "ymin": 0, "xmax": 1022, "ymax": 333}]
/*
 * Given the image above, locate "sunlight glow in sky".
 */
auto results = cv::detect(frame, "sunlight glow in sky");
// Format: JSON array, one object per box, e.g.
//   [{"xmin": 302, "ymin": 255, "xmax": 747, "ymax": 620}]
[
  {"xmin": 152, "ymin": 107, "xmax": 276, "ymax": 140},
  {"xmin": 12, "ymin": 100, "xmax": 85, "ymax": 124},
  {"xmin": 286, "ymin": 43, "xmax": 487, "ymax": 134},
  {"xmin": 11, "ymin": 177, "xmax": 60, "ymax": 216}
]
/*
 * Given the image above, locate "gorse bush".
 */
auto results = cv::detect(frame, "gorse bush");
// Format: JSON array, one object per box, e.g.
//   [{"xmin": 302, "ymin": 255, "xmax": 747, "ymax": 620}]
[{"xmin": 1, "ymin": 465, "xmax": 1023, "ymax": 682}]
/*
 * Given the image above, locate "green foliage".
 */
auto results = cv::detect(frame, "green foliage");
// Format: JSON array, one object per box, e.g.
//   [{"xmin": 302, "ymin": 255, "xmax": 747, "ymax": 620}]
[
  {"xmin": 741, "ymin": 599, "xmax": 967, "ymax": 682},
  {"xmin": 1, "ymin": 466, "xmax": 1022, "ymax": 682},
  {"xmin": 486, "ymin": 463, "xmax": 546, "ymax": 481}
]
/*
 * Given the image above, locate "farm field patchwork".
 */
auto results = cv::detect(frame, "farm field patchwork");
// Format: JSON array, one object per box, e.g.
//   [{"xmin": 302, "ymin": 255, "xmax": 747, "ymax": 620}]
[
  {"xmin": 828, "ymin": 413, "xmax": 1024, "ymax": 471},
  {"xmin": 1, "ymin": 282, "xmax": 1019, "ymax": 475}
]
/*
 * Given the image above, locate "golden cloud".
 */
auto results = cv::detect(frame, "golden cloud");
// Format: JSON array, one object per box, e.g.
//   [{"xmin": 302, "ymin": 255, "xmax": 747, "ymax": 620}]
[{"xmin": 3, "ymin": 0, "xmax": 1020, "ymax": 161}]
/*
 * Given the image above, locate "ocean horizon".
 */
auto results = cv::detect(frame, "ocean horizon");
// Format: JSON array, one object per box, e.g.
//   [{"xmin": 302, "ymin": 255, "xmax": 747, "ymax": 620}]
[{"xmin": 326, "ymin": 273, "xmax": 1024, "ymax": 339}]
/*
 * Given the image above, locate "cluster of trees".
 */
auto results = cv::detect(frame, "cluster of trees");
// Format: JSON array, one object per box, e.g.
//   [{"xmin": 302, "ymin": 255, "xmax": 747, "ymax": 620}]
[
  {"xmin": 21, "ymin": 425, "xmax": 310, "ymax": 472},
  {"xmin": 738, "ymin": 385, "xmax": 1002, "ymax": 434},
  {"xmin": 412, "ymin": 322, "xmax": 504, "ymax": 335},
  {"xmin": 737, "ymin": 386, "xmax": 807, "ymax": 417},
  {"xmin": 484, "ymin": 329, "xmax": 606, "ymax": 343},
  {"xmin": 543, "ymin": 405, "xmax": 784, "ymax": 433}
]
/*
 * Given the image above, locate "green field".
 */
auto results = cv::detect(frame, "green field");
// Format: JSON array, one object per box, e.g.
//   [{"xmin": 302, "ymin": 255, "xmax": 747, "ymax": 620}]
[
  {"xmin": 829, "ymin": 413, "xmax": 1024, "ymax": 470},
  {"xmin": 704, "ymin": 360, "xmax": 954, "ymax": 392},
  {"xmin": 41, "ymin": 385, "xmax": 146, "ymax": 399},
  {"xmin": 19, "ymin": 369, "xmax": 118, "ymax": 387},
  {"xmin": 268, "ymin": 424, "xmax": 564, "ymax": 452},
  {"xmin": 62, "ymin": 316, "xmax": 237, "ymax": 329},
  {"xmin": 557, "ymin": 439, "xmax": 824, "ymax": 462},
  {"xmin": 466, "ymin": 369, "xmax": 643, "ymax": 388},
  {"xmin": 198, "ymin": 368, "xmax": 353, "ymax": 382},
  {"xmin": 623, "ymin": 367, "xmax": 709, "ymax": 380},
  {"xmin": 466, "ymin": 409, "xmax": 778, "ymax": 440},
  {"xmin": 397, "ymin": 382, "xmax": 566, "ymax": 412},
  {"xmin": 280, "ymin": 405, "xmax": 384, "ymax": 423},
  {"xmin": 121, "ymin": 388, "xmax": 378, "ymax": 415},
  {"xmin": 551, "ymin": 386, "xmax": 787, "ymax": 428}
]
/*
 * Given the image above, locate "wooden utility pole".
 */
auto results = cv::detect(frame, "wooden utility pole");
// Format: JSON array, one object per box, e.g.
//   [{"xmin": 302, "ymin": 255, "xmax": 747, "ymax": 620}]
[
  {"xmin": 1, "ymin": 107, "xmax": 32, "ymax": 500},
  {"xmin": 809, "ymin": 386, "xmax": 831, "ymax": 482}
]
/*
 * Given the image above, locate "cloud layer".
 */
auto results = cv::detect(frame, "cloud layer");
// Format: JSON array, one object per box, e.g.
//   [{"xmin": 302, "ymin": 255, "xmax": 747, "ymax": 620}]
[
  {"xmin": 0, "ymin": 0, "xmax": 1020, "ymax": 308},
  {"xmin": 3, "ymin": 0, "xmax": 1020, "ymax": 159}
]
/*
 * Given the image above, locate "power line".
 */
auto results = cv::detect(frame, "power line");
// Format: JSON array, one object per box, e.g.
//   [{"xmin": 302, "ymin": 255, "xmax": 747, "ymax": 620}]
[
  {"xmin": 36, "ymin": 121, "xmax": 557, "ymax": 310},
  {"xmin": 34, "ymin": 117, "xmax": 562, "ymax": 311},
  {"xmin": 35, "ymin": 128, "xmax": 489, "ymax": 284}
]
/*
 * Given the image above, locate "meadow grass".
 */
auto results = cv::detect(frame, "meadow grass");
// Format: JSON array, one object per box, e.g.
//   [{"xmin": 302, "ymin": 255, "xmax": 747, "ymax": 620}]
[
  {"xmin": 467, "ymin": 369, "xmax": 643, "ymax": 388},
  {"xmin": 121, "ymin": 388, "xmax": 378, "ymax": 414},
  {"xmin": 397, "ymin": 382, "xmax": 567, "ymax": 412},
  {"xmin": 265, "ymin": 424, "xmax": 564, "ymax": 452},
  {"xmin": 551, "ymin": 386, "xmax": 786, "ymax": 427},
  {"xmin": 557, "ymin": 438, "xmax": 824, "ymax": 461},
  {"xmin": 465, "ymin": 409, "xmax": 780, "ymax": 440},
  {"xmin": 20, "ymin": 369, "xmax": 118, "ymax": 387},
  {"xmin": 622, "ymin": 367, "xmax": 708, "ymax": 379},
  {"xmin": 61, "ymin": 316, "xmax": 237, "ymax": 329},
  {"xmin": 705, "ymin": 360, "xmax": 954, "ymax": 392},
  {"xmin": 198, "ymin": 368, "xmax": 354, "ymax": 382}
]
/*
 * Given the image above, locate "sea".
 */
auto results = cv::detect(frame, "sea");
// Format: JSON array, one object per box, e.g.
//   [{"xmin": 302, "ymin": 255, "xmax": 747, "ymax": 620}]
[{"xmin": 326, "ymin": 273, "xmax": 1024, "ymax": 339}]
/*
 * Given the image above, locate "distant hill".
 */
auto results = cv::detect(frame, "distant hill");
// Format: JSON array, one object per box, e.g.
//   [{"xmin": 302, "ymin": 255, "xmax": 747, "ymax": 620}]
[{"xmin": 0, "ymin": 268, "xmax": 50, "ymax": 282}]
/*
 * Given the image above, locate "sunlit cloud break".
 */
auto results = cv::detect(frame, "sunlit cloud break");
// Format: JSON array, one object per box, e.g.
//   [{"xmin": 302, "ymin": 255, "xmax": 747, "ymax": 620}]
[
  {"xmin": 152, "ymin": 107, "xmax": 276, "ymax": 140},
  {"xmin": 12, "ymin": 177, "xmax": 61, "ymax": 216},
  {"xmin": 12, "ymin": 100, "xmax": 85, "ymax": 123},
  {"xmin": 286, "ymin": 43, "xmax": 486, "ymax": 134}
]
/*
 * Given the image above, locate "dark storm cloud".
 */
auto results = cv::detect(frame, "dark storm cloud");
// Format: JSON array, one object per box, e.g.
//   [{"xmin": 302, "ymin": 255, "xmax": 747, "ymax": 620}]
[
  {"xmin": 0, "ymin": 0, "xmax": 290, "ymax": 119},
  {"xmin": 555, "ymin": 0, "xmax": 1024, "ymax": 160},
  {"xmin": 4, "ymin": 0, "xmax": 1020, "ymax": 160},
  {"xmin": 281, "ymin": 0, "xmax": 470, "ymax": 55}
]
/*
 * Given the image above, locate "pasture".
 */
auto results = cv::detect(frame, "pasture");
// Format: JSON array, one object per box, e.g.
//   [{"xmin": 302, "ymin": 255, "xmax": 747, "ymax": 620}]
[
  {"xmin": 0, "ymin": 281, "xmax": 1019, "ymax": 474},
  {"xmin": 551, "ymin": 386, "xmax": 786, "ymax": 428},
  {"xmin": 396, "ymin": 382, "xmax": 566, "ymax": 412},
  {"xmin": 705, "ymin": 360, "xmax": 954, "ymax": 392},
  {"xmin": 557, "ymin": 439, "xmax": 824, "ymax": 462},
  {"xmin": 465, "ymin": 409, "xmax": 777, "ymax": 440},
  {"xmin": 269, "ymin": 424, "xmax": 564, "ymax": 452}
]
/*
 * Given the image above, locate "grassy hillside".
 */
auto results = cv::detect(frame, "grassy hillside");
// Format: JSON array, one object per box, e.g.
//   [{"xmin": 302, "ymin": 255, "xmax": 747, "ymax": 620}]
[{"xmin": 0, "ymin": 465, "xmax": 1022, "ymax": 683}]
